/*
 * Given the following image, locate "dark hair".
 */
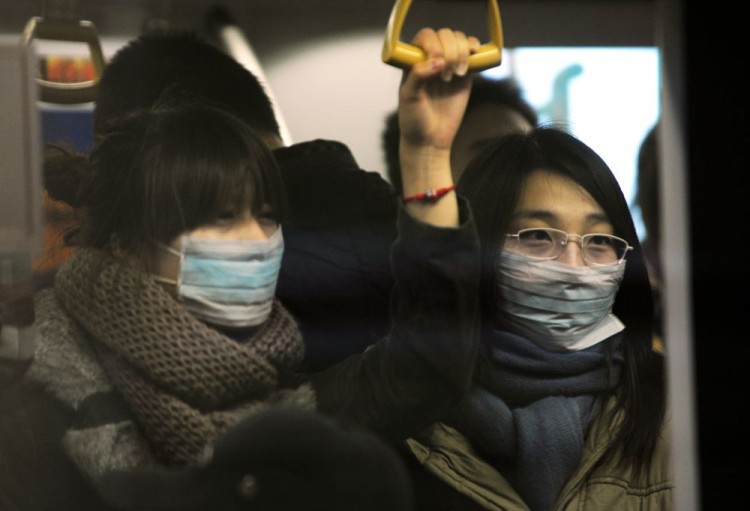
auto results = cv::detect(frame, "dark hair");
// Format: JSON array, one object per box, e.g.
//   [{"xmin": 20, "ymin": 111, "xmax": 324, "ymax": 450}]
[
  {"xmin": 93, "ymin": 30, "xmax": 280, "ymax": 141},
  {"xmin": 633, "ymin": 123, "xmax": 660, "ymax": 272},
  {"xmin": 468, "ymin": 76, "xmax": 538, "ymax": 128},
  {"xmin": 382, "ymin": 76, "xmax": 538, "ymax": 192},
  {"xmin": 632, "ymin": 122, "xmax": 663, "ymax": 343},
  {"xmin": 46, "ymin": 95, "xmax": 287, "ymax": 260},
  {"xmin": 457, "ymin": 127, "xmax": 665, "ymax": 475}
]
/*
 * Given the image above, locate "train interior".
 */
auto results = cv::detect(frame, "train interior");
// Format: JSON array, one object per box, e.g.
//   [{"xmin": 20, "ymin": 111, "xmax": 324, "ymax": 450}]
[{"xmin": 1, "ymin": 0, "xmax": 746, "ymax": 508}]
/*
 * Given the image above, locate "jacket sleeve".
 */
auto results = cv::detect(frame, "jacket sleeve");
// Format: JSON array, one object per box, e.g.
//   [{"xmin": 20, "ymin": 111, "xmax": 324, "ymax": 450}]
[
  {"xmin": 274, "ymin": 140, "xmax": 398, "ymax": 373},
  {"xmin": 309, "ymin": 196, "xmax": 481, "ymax": 441}
]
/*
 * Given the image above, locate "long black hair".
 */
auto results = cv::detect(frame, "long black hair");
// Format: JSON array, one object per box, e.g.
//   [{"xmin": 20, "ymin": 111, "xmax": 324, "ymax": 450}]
[{"xmin": 457, "ymin": 127, "xmax": 665, "ymax": 474}]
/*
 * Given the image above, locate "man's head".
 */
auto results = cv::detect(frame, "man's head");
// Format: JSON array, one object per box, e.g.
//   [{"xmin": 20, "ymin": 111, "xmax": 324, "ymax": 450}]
[
  {"xmin": 450, "ymin": 76, "xmax": 537, "ymax": 176},
  {"xmin": 94, "ymin": 30, "xmax": 283, "ymax": 149},
  {"xmin": 382, "ymin": 76, "xmax": 538, "ymax": 192}
]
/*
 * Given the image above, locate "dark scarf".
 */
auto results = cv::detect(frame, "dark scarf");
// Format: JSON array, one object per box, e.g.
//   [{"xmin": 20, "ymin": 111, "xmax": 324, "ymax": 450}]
[
  {"xmin": 54, "ymin": 248, "xmax": 305, "ymax": 466},
  {"xmin": 444, "ymin": 329, "xmax": 623, "ymax": 511}
]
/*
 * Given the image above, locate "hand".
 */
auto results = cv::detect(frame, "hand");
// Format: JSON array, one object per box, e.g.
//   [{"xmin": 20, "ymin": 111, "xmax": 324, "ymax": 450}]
[
  {"xmin": 398, "ymin": 28, "xmax": 480, "ymax": 153},
  {"xmin": 397, "ymin": 28, "xmax": 479, "ymax": 228}
]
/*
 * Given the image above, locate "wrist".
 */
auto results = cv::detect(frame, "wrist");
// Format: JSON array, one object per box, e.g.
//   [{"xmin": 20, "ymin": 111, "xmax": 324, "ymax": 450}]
[
  {"xmin": 399, "ymin": 143, "xmax": 451, "ymax": 167},
  {"xmin": 402, "ymin": 184, "xmax": 457, "ymax": 204},
  {"xmin": 399, "ymin": 144, "xmax": 452, "ymax": 192}
]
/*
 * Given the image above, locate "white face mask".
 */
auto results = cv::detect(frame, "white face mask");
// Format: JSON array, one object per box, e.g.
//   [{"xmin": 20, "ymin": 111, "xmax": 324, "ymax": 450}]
[
  {"xmin": 154, "ymin": 227, "xmax": 284, "ymax": 329},
  {"xmin": 495, "ymin": 250, "xmax": 626, "ymax": 352}
]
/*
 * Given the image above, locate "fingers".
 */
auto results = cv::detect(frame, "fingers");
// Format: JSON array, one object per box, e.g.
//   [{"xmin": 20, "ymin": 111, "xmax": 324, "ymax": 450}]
[
  {"xmin": 411, "ymin": 28, "xmax": 481, "ymax": 81},
  {"xmin": 436, "ymin": 28, "xmax": 471, "ymax": 80}
]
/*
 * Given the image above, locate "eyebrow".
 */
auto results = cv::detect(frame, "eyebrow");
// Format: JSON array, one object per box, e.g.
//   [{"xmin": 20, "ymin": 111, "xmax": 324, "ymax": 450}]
[
  {"xmin": 512, "ymin": 209, "xmax": 555, "ymax": 223},
  {"xmin": 512, "ymin": 208, "xmax": 612, "ymax": 226}
]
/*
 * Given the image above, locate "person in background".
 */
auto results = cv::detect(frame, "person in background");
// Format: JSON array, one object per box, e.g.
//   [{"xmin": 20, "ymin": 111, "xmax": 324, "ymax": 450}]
[
  {"xmin": 1, "ymin": 27, "xmax": 482, "ymax": 510},
  {"xmin": 382, "ymin": 75, "xmax": 538, "ymax": 193},
  {"xmin": 632, "ymin": 122, "xmax": 664, "ymax": 351},
  {"xmin": 402, "ymin": 128, "xmax": 671, "ymax": 510}
]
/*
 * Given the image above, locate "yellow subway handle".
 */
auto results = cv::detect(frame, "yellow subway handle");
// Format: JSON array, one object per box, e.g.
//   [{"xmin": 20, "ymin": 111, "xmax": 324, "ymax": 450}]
[
  {"xmin": 382, "ymin": 0, "xmax": 503, "ymax": 72},
  {"xmin": 21, "ymin": 16, "xmax": 106, "ymax": 104}
]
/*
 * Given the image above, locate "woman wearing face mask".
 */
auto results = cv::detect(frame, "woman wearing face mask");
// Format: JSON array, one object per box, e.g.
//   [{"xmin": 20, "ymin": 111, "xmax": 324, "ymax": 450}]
[
  {"xmin": 403, "ymin": 128, "xmax": 671, "ymax": 511},
  {"xmin": 1, "ymin": 29, "xmax": 482, "ymax": 510}
]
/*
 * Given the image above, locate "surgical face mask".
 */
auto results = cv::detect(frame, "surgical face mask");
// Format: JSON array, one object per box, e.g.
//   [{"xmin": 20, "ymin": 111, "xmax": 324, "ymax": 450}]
[
  {"xmin": 495, "ymin": 250, "xmax": 626, "ymax": 352},
  {"xmin": 153, "ymin": 227, "xmax": 283, "ymax": 329}
]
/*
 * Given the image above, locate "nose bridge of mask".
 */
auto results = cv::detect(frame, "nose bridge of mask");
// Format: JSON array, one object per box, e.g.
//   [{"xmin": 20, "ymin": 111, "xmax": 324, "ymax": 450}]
[{"xmin": 499, "ymin": 251, "xmax": 624, "ymax": 284}]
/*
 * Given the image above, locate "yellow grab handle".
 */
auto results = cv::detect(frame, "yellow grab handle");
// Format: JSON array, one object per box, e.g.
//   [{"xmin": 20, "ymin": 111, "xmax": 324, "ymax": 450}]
[
  {"xmin": 382, "ymin": 0, "xmax": 503, "ymax": 72},
  {"xmin": 21, "ymin": 16, "xmax": 106, "ymax": 104}
]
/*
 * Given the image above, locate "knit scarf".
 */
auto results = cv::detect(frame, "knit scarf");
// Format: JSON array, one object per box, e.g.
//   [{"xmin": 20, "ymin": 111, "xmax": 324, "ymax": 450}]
[
  {"xmin": 54, "ymin": 248, "xmax": 305, "ymax": 466},
  {"xmin": 444, "ymin": 329, "xmax": 623, "ymax": 511}
]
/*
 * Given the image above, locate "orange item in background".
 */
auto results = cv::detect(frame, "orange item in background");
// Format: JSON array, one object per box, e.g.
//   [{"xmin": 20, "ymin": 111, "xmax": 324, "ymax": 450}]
[
  {"xmin": 32, "ymin": 191, "xmax": 77, "ymax": 284},
  {"xmin": 41, "ymin": 56, "xmax": 96, "ymax": 83}
]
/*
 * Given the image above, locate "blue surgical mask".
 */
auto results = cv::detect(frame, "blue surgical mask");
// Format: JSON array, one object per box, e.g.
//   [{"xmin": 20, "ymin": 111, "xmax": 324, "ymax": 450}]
[
  {"xmin": 495, "ymin": 250, "xmax": 626, "ymax": 352},
  {"xmin": 154, "ymin": 227, "xmax": 284, "ymax": 329}
]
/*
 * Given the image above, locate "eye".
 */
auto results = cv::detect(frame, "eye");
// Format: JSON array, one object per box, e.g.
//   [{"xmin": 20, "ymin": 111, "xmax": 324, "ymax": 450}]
[
  {"xmin": 587, "ymin": 234, "xmax": 615, "ymax": 247},
  {"xmin": 514, "ymin": 228, "xmax": 560, "ymax": 258},
  {"xmin": 518, "ymin": 228, "xmax": 554, "ymax": 244},
  {"xmin": 582, "ymin": 234, "xmax": 624, "ymax": 264}
]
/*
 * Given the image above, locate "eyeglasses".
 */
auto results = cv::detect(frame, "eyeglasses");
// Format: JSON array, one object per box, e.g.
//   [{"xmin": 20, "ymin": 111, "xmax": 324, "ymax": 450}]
[{"xmin": 505, "ymin": 228, "xmax": 633, "ymax": 266}]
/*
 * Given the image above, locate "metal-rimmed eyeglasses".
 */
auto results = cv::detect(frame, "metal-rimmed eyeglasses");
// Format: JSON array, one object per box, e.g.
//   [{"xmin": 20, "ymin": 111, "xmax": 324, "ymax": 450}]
[{"xmin": 505, "ymin": 228, "xmax": 633, "ymax": 266}]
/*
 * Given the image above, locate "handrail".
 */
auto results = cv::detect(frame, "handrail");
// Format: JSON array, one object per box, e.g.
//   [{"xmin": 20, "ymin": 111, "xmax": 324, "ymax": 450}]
[
  {"xmin": 203, "ymin": 5, "xmax": 294, "ymax": 145},
  {"xmin": 382, "ymin": 0, "xmax": 503, "ymax": 72},
  {"xmin": 21, "ymin": 16, "xmax": 105, "ymax": 104}
]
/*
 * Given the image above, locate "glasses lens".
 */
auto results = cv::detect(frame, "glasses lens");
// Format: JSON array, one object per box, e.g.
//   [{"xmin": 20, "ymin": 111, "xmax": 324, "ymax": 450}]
[
  {"xmin": 515, "ymin": 228, "xmax": 563, "ymax": 259},
  {"xmin": 582, "ymin": 234, "xmax": 627, "ymax": 264}
]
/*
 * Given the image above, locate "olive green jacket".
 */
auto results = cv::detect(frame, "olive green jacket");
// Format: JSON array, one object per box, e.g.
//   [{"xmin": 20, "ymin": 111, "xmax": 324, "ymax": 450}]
[{"xmin": 406, "ymin": 397, "xmax": 672, "ymax": 510}]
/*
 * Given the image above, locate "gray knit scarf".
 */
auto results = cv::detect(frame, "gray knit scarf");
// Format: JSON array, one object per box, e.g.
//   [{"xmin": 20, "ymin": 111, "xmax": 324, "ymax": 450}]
[
  {"xmin": 444, "ymin": 329, "xmax": 623, "ymax": 511},
  {"xmin": 54, "ymin": 248, "xmax": 305, "ymax": 466}
]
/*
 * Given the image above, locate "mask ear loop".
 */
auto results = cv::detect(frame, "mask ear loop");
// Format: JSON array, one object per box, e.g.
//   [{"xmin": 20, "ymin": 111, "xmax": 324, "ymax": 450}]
[{"xmin": 151, "ymin": 238, "xmax": 184, "ymax": 291}]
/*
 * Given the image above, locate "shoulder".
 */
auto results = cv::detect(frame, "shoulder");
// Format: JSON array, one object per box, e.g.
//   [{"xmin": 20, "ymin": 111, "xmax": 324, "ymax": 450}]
[{"xmin": 29, "ymin": 289, "xmax": 114, "ymax": 407}]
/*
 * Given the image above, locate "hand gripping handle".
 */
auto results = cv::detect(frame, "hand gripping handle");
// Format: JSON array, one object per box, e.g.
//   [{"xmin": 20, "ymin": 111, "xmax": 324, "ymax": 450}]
[{"xmin": 382, "ymin": 0, "xmax": 503, "ymax": 72}]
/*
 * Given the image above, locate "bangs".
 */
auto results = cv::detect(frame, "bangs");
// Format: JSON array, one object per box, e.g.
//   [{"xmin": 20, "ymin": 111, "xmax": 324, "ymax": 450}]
[{"xmin": 142, "ymin": 102, "xmax": 286, "ymax": 244}]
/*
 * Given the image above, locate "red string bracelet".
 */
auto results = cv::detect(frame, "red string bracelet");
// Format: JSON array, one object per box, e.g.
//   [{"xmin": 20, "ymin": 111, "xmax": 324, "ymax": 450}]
[{"xmin": 402, "ymin": 184, "xmax": 457, "ymax": 204}]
